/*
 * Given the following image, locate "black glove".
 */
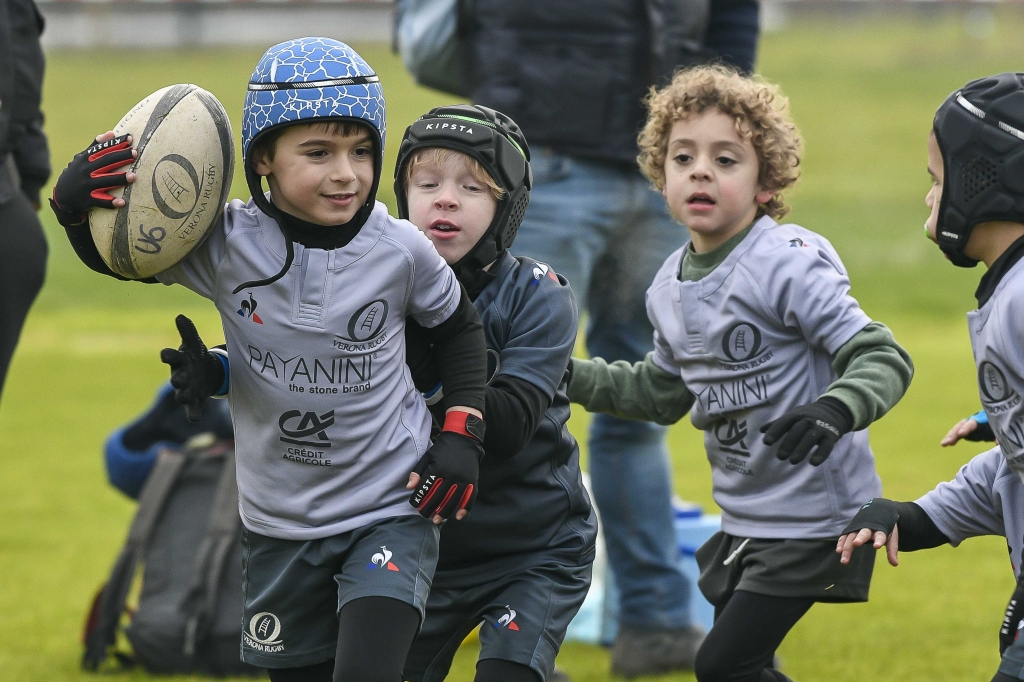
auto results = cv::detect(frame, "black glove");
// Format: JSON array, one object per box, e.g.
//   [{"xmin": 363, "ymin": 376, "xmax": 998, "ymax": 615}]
[
  {"xmin": 1001, "ymin": 576, "xmax": 1024, "ymax": 655},
  {"xmin": 409, "ymin": 416, "xmax": 484, "ymax": 520},
  {"xmin": 840, "ymin": 497, "xmax": 900, "ymax": 537},
  {"xmin": 159, "ymin": 315, "xmax": 226, "ymax": 423},
  {"xmin": 49, "ymin": 134, "xmax": 135, "ymax": 227},
  {"xmin": 965, "ymin": 421, "xmax": 996, "ymax": 442},
  {"xmin": 760, "ymin": 396, "xmax": 853, "ymax": 466}
]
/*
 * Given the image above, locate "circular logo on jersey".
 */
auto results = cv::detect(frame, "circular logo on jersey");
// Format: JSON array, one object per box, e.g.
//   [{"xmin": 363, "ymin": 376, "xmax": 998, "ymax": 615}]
[
  {"xmin": 346, "ymin": 299, "xmax": 388, "ymax": 342},
  {"xmin": 721, "ymin": 323, "xmax": 763, "ymax": 363},
  {"xmin": 151, "ymin": 154, "xmax": 201, "ymax": 220},
  {"xmin": 248, "ymin": 612, "xmax": 282, "ymax": 645},
  {"xmin": 979, "ymin": 361, "xmax": 1012, "ymax": 403}
]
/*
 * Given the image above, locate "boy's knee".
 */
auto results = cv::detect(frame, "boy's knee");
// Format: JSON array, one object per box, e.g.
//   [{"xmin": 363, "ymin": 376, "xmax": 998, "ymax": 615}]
[
  {"xmin": 693, "ymin": 647, "xmax": 727, "ymax": 682},
  {"xmin": 693, "ymin": 645, "xmax": 747, "ymax": 682}
]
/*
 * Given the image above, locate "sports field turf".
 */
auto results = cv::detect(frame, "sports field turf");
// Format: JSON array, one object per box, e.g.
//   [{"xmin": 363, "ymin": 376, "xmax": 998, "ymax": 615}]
[{"xmin": 3, "ymin": 6, "xmax": 1024, "ymax": 680}]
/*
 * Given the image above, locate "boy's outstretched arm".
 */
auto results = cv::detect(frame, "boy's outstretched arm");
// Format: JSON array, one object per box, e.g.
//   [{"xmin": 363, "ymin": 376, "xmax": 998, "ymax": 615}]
[
  {"xmin": 836, "ymin": 497, "xmax": 950, "ymax": 567},
  {"xmin": 821, "ymin": 322, "xmax": 914, "ymax": 430},
  {"xmin": 761, "ymin": 321, "xmax": 914, "ymax": 466},
  {"xmin": 567, "ymin": 352, "xmax": 694, "ymax": 425}
]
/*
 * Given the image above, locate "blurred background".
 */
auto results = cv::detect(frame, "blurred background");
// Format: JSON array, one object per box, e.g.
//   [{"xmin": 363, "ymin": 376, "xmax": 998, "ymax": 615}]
[{"xmin": 3, "ymin": 0, "xmax": 1024, "ymax": 680}]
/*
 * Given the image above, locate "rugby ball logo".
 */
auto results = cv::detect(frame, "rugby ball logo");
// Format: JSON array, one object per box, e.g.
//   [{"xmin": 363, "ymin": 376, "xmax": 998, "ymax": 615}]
[
  {"xmin": 248, "ymin": 612, "xmax": 282, "ymax": 645},
  {"xmin": 337, "ymin": 299, "xmax": 388, "ymax": 342}
]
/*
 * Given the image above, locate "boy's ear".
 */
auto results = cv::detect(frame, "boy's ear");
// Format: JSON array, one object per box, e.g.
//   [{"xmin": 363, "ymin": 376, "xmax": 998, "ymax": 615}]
[
  {"xmin": 756, "ymin": 188, "xmax": 775, "ymax": 205},
  {"xmin": 251, "ymin": 150, "xmax": 272, "ymax": 178}
]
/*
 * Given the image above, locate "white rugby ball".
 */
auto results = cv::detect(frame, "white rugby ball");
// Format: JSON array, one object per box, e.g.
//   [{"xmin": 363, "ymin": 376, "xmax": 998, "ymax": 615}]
[{"xmin": 89, "ymin": 84, "xmax": 235, "ymax": 279}]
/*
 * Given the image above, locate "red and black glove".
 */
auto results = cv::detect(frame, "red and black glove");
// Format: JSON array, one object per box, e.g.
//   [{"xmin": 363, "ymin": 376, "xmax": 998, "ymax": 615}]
[
  {"xmin": 160, "ymin": 315, "xmax": 227, "ymax": 423},
  {"xmin": 49, "ymin": 134, "xmax": 135, "ymax": 227},
  {"xmin": 409, "ymin": 411, "xmax": 485, "ymax": 520}
]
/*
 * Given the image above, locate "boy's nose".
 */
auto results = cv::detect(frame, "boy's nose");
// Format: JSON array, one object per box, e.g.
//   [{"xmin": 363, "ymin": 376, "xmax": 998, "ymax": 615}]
[
  {"xmin": 329, "ymin": 158, "xmax": 357, "ymax": 183},
  {"xmin": 690, "ymin": 157, "xmax": 713, "ymax": 180},
  {"xmin": 435, "ymin": 194, "xmax": 459, "ymax": 210}
]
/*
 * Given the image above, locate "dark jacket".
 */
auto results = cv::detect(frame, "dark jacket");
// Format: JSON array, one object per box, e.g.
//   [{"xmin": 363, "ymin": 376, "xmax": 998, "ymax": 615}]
[
  {"xmin": 469, "ymin": 0, "xmax": 759, "ymax": 164},
  {"xmin": 0, "ymin": 0, "xmax": 49, "ymax": 206}
]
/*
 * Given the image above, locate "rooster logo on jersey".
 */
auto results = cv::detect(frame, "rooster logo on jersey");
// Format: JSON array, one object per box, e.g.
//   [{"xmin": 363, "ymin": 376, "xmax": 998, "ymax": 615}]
[
  {"xmin": 366, "ymin": 545, "xmax": 400, "ymax": 571},
  {"xmin": 530, "ymin": 263, "xmax": 558, "ymax": 286},
  {"xmin": 237, "ymin": 293, "xmax": 263, "ymax": 324}
]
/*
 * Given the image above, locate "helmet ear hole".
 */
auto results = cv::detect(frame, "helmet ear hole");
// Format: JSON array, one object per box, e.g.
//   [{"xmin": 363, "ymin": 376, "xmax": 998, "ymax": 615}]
[
  {"xmin": 499, "ymin": 190, "xmax": 531, "ymax": 251},
  {"xmin": 961, "ymin": 157, "xmax": 999, "ymax": 204}
]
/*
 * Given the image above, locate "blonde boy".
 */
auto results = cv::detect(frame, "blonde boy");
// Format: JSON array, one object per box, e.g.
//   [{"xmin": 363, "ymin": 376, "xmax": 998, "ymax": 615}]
[{"xmin": 395, "ymin": 105, "xmax": 596, "ymax": 682}]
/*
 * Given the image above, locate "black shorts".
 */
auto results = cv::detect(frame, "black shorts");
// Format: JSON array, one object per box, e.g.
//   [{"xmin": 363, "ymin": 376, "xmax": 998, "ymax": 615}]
[
  {"xmin": 695, "ymin": 531, "xmax": 875, "ymax": 606},
  {"xmin": 404, "ymin": 554, "xmax": 592, "ymax": 682},
  {"xmin": 240, "ymin": 515, "xmax": 440, "ymax": 668}
]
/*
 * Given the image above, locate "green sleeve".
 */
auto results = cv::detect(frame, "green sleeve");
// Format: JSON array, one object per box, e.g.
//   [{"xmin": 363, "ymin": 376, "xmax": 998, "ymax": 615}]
[
  {"xmin": 823, "ymin": 321, "xmax": 914, "ymax": 431},
  {"xmin": 567, "ymin": 353, "xmax": 694, "ymax": 425}
]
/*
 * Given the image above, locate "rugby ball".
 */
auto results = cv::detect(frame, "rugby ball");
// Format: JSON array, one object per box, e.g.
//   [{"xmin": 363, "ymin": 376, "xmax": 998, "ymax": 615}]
[{"xmin": 89, "ymin": 84, "xmax": 235, "ymax": 279}]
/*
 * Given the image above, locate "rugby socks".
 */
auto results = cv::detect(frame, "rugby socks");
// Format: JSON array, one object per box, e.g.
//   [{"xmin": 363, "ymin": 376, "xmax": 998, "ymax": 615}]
[
  {"xmin": 264, "ymin": 598, "xmax": 421, "ymax": 682},
  {"xmin": 334, "ymin": 596, "xmax": 420, "ymax": 682}
]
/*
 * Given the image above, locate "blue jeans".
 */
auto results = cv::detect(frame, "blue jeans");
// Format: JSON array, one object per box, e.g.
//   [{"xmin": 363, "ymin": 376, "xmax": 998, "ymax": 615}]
[{"xmin": 511, "ymin": 149, "xmax": 693, "ymax": 630}]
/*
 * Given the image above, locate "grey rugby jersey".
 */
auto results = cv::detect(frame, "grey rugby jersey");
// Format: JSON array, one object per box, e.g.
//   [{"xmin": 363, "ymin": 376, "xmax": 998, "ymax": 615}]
[
  {"xmin": 158, "ymin": 199, "xmax": 460, "ymax": 539},
  {"xmin": 646, "ymin": 215, "xmax": 880, "ymax": 539},
  {"xmin": 968, "ymin": 257, "xmax": 1024, "ymax": 484},
  {"xmin": 916, "ymin": 447, "xmax": 1024, "ymax": 578}
]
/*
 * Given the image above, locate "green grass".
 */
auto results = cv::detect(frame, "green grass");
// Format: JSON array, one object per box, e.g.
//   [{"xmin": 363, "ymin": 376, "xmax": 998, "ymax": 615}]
[{"xmin": 4, "ymin": 7, "xmax": 1024, "ymax": 680}]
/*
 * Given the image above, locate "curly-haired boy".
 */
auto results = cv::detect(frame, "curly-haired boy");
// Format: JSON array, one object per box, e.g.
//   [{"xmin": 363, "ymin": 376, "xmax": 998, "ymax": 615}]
[{"xmin": 567, "ymin": 65, "xmax": 914, "ymax": 681}]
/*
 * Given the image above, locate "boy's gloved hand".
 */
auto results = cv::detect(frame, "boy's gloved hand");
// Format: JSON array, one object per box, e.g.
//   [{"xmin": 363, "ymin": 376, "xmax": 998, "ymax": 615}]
[
  {"xmin": 840, "ymin": 497, "xmax": 899, "ymax": 537},
  {"xmin": 760, "ymin": 396, "xmax": 852, "ymax": 466},
  {"xmin": 49, "ymin": 133, "xmax": 136, "ymax": 227},
  {"xmin": 408, "ymin": 412, "xmax": 485, "ymax": 522},
  {"xmin": 836, "ymin": 497, "xmax": 901, "ymax": 567},
  {"xmin": 942, "ymin": 409, "xmax": 995, "ymax": 446},
  {"xmin": 160, "ymin": 315, "xmax": 226, "ymax": 423},
  {"xmin": 1001, "ymin": 577, "xmax": 1024, "ymax": 655}
]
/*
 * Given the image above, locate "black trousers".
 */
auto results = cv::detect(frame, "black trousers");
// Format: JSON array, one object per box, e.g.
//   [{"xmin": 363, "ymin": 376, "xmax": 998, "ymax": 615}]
[
  {"xmin": 0, "ymin": 192, "xmax": 47, "ymax": 402},
  {"xmin": 694, "ymin": 590, "xmax": 813, "ymax": 682}
]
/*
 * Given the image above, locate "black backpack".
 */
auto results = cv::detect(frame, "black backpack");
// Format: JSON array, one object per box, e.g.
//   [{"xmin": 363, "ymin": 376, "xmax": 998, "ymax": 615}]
[{"xmin": 82, "ymin": 440, "xmax": 260, "ymax": 677}]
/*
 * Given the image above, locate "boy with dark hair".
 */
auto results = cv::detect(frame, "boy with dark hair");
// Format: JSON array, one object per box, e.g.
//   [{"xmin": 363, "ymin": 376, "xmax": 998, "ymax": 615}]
[
  {"xmin": 209, "ymin": 103, "xmax": 597, "ymax": 682},
  {"xmin": 842, "ymin": 72, "xmax": 1024, "ymax": 682},
  {"xmin": 49, "ymin": 38, "xmax": 488, "ymax": 682}
]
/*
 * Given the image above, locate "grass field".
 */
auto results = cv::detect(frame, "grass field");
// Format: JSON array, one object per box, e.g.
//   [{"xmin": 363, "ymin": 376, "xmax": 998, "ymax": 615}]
[{"xmin": 3, "ymin": 6, "xmax": 1024, "ymax": 681}]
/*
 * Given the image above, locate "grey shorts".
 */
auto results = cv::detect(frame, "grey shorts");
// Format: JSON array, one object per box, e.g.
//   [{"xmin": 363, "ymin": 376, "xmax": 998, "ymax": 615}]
[
  {"xmin": 1000, "ymin": 628, "xmax": 1024, "ymax": 679},
  {"xmin": 404, "ymin": 555, "xmax": 592, "ymax": 682},
  {"xmin": 695, "ymin": 531, "xmax": 875, "ymax": 607},
  {"xmin": 240, "ymin": 515, "xmax": 440, "ymax": 668}
]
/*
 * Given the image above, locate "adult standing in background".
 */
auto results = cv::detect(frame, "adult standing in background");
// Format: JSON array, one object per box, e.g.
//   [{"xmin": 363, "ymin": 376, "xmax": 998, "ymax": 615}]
[
  {"xmin": 467, "ymin": 1, "xmax": 759, "ymax": 676},
  {"xmin": 0, "ymin": 0, "xmax": 49, "ymax": 404}
]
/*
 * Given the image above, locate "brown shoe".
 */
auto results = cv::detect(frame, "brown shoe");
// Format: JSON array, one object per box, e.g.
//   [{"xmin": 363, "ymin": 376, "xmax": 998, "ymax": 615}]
[{"xmin": 610, "ymin": 625, "xmax": 706, "ymax": 678}]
